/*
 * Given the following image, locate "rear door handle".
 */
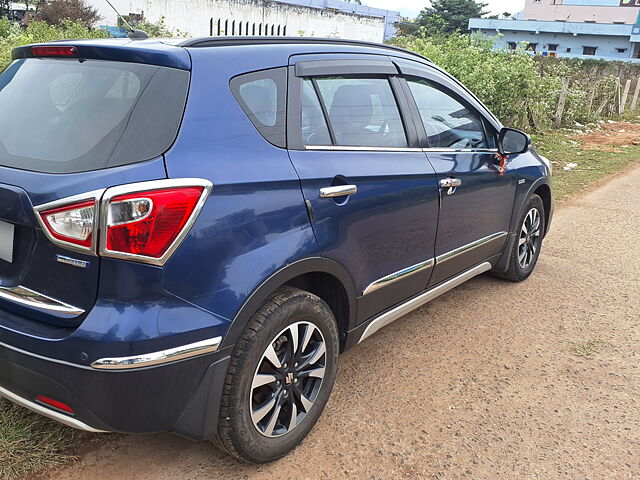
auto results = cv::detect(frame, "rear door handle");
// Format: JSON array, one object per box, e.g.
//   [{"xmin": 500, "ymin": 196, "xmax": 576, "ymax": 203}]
[{"xmin": 319, "ymin": 185, "xmax": 358, "ymax": 198}]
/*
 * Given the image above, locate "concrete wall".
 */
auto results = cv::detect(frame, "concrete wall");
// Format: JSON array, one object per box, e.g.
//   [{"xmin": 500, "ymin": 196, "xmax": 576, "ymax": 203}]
[
  {"xmin": 522, "ymin": 0, "xmax": 640, "ymax": 24},
  {"xmin": 93, "ymin": 0, "xmax": 394, "ymax": 42}
]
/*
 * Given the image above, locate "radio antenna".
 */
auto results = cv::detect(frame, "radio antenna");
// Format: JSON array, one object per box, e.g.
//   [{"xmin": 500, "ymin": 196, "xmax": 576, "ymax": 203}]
[{"xmin": 103, "ymin": 0, "xmax": 149, "ymax": 39}]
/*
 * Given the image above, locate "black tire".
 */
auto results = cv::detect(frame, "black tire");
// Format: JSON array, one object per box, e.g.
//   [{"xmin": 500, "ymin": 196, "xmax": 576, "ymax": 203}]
[
  {"xmin": 492, "ymin": 194, "xmax": 545, "ymax": 282},
  {"xmin": 215, "ymin": 286, "xmax": 339, "ymax": 463}
]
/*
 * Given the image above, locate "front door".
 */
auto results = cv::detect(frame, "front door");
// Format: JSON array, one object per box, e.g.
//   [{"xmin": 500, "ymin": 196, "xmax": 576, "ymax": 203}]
[
  {"xmin": 398, "ymin": 62, "xmax": 517, "ymax": 286},
  {"xmin": 287, "ymin": 54, "xmax": 440, "ymax": 322}
]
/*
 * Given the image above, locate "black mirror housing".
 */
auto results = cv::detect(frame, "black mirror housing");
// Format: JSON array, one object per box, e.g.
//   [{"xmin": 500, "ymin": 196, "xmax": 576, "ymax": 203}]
[{"xmin": 498, "ymin": 128, "xmax": 531, "ymax": 155}]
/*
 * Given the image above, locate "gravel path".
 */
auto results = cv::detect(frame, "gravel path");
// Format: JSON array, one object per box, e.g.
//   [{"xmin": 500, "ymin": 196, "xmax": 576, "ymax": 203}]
[{"xmin": 48, "ymin": 165, "xmax": 640, "ymax": 480}]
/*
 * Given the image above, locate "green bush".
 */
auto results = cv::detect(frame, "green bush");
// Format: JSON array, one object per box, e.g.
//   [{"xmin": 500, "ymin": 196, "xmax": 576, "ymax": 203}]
[
  {"xmin": 392, "ymin": 32, "xmax": 630, "ymax": 129},
  {"xmin": 0, "ymin": 20, "xmax": 109, "ymax": 71}
]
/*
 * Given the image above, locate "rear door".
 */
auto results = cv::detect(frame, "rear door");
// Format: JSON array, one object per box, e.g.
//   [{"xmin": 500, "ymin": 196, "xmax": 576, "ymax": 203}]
[
  {"xmin": 395, "ymin": 59, "xmax": 517, "ymax": 286},
  {"xmin": 287, "ymin": 54, "xmax": 440, "ymax": 322},
  {"xmin": 0, "ymin": 51, "xmax": 189, "ymax": 328}
]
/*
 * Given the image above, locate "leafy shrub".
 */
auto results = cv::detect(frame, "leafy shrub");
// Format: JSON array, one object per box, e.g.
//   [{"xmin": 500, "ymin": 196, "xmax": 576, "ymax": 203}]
[
  {"xmin": 0, "ymin": 20, "xmax": 109, "ymax": 71},
  {"xmin": 392, "ymin": 32, "xmax": 637, "ymax": 129}
]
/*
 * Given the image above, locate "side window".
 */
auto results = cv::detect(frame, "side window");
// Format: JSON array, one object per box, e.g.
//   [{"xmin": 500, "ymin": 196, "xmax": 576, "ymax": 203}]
[
  {"xmin": 301, "ymin": 79, "xmax": 331, "ymax": 146},
  {"xmin": 231, "ymin": 67, "xmax": 286, "ymax": 148},
  {"xmin": 407, "ymin": 79, "xmax": 488, "ymax": 150},
  {"xmin": 309, "ymin": 77, "xmax": 407, "ymax": 148}
]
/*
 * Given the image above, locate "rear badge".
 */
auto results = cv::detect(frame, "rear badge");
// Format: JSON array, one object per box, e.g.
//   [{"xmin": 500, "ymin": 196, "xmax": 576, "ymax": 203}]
[{"xmin": 56, "ymin": 255, "xmax": 90, "ymax": 269}]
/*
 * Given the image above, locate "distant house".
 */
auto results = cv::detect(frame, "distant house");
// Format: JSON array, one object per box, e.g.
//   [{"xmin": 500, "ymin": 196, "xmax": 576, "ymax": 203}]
[
  {"xmin": 469, "ymin": 0, "xmax": 640, "ymax": 62},
  {"xmin": 89, "ymin": 0, "xmax": 401, "ymax": 43}
]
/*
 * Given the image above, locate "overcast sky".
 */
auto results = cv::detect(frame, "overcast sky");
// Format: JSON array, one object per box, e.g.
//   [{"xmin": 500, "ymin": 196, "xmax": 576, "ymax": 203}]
[{"xmin": 363, "ymin": 0, "xmax": 527, "ymax": 18}]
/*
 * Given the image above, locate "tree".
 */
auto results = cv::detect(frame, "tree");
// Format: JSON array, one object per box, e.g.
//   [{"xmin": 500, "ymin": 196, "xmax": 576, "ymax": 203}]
[
  {"xmin": 415, "ymin": 0, "xmax": 489, "ymax": 34},
  {"xmin": 35, "ymin": 0, "xmax": 100, "ymax": 28}
]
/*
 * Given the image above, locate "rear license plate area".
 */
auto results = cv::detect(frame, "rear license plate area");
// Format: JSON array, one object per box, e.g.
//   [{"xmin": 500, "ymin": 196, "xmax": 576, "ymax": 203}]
[{"xmin": 0, "ymin": 220, "xmax": 14, "ymax": 264}]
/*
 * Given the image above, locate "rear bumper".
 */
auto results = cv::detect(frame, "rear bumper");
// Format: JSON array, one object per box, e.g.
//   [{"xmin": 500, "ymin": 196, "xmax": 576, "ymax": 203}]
[{"xmin": 0, "ymin": 341, "xmax": 230, "ymax": 440}]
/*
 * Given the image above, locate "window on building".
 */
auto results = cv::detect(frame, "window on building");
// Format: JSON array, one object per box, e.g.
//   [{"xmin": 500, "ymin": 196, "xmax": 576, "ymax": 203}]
[
  {"xmin": 616, "ymin": 48, "xmax": 628, "ymax": 53},
  {"xmin": 508, "ymin": 42, "xmax": 517, "ymax": 50},
  {"xmin": 312, "ymin": 77, "xmax": 408, "ymax": 148},
  {"xmin": 582, "ymin": 46, "xmax": 597, "ymax": 56},
  {"xmin": 526, "ymin": 43, "xmax": 537, "ymax": 52},
  {"xmin": 547, "ymin": 44, "xmax": 558, "ymax": 51},
  {"xmin": 407, "ymin": 79, "xmax": 488, "ymax": 150},
  {"xmin": 230, "ymin": 68, "xmax": 287, "ymax": 148},
  {"xmin": 566, "ymin": 47, "xmax": 572, "ymax": 53}
]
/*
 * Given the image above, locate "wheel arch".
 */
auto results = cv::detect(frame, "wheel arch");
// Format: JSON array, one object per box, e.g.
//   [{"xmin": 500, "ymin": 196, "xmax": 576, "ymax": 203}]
[
  {"xmin": 220, "ymin": 257, "xmax": 358, "ymax": 351},
  {"xmin": 494, "ymin": 177, "xmax": 552, "ymax": 273}
]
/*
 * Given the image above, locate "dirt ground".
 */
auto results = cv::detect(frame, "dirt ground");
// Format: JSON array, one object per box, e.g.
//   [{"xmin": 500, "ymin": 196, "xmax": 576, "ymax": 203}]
[
  {"xmin": 580, "ymin": 121, "xmax": 640, "ymax": 152},
  {"xmin": 43, "ymin": 165, "xmax": 640, "ymax": 480}
]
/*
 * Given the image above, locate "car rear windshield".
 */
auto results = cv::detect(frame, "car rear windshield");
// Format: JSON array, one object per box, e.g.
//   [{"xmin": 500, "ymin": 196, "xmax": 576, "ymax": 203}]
[{"xmin": 0, "ymin": 58, "xmax": 190, "ymax": 173}]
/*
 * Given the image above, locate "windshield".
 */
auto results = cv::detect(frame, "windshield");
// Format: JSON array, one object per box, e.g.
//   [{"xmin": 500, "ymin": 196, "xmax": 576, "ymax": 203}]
[{"xmin": 0, "ymin": 58, "xmax": 189, "ymax": 173}]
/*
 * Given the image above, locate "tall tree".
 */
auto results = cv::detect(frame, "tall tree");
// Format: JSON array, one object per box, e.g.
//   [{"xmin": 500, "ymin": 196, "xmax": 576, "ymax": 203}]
[{"xmin": 416, "ymin": 0, "xmax": 489, "ymax": 34}]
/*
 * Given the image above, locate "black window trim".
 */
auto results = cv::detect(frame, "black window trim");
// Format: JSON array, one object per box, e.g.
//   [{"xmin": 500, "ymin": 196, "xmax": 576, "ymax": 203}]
[
  {"xmin": 286, "ymin": 56, "xmax": 422, "ymax": 152},
  {"xmin": 394, "ymin": 65, "xmax": 500, "ymax": 153}
]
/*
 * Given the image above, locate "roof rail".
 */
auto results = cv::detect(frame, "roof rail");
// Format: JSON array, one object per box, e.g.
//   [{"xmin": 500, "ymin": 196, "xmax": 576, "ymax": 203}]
[{"xmin": 178, "ymin": 37, "xmax": 432, "ymax": 64}]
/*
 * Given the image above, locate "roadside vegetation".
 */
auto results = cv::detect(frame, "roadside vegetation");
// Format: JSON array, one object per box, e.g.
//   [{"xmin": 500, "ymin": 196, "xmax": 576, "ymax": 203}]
[{"xmin": 0, "ymin": 399, "xmax": 78, "ymax": 479}]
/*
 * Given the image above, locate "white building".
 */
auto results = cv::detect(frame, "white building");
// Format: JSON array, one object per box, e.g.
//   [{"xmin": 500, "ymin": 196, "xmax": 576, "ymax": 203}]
[{"xmin": 91, "ymin": 0, "xmax": 400, "ymax": 42}]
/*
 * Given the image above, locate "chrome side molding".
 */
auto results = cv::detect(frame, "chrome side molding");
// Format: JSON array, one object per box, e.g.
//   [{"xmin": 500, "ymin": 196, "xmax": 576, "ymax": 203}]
[
  {"xmin": 0, "ymin": 285, "xmax": 84, "ymax": 318},
  {"xmin": 358, "ymin": 262, "xmax": 492, "ymax": 344},
  {"xmin": 436, "ymin": 232, "xmax": 507, "ymax": 265},
  {"xmin": 305, "ymin": 145, "xmax": 423, "ymax": 153},
  {"xmin": 91, "ymin": 337, "xmax": 222, "ymax": 370},
  {"xmin": 363, "ymin": 258, "xmax": 434, "ymax": 295},
  {"xmin": 0, "ymin": 385, "xmax": 106, "ymax": 433},
  {"xmin": 362, "ymin": 232, "xmax": 507, "ymax": 296}
]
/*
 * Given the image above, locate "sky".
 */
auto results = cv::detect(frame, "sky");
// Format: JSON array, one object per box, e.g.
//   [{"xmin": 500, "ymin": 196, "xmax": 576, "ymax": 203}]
[{"xmin": 363, "ymin": 0, "xmax": 527, "ymax": 18}]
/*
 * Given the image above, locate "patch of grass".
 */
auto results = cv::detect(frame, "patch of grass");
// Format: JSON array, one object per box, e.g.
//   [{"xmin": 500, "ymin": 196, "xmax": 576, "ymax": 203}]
[
  {"xmin": 0, "ymin": 398, "xmax": 78, "ymax": 480},
  {"xmin": 569, "ymin": 339, "xmax": 607, "ymax": 357},
  {"xmin": 532, "ymin": 126, "xmax": 640, "ymax": 202}
]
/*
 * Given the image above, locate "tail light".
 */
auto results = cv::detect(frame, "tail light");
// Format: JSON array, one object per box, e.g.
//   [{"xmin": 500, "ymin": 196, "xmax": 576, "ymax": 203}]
[
  {"xmin": 34, "ymin": 179, "xmax": 212, "ymax": 265},
  {"xmin": 35, "ymin": 191, "xmax": 103, "ymax": 254},
  {"xmin": 31, "ymin": 46, "xmax": 78, "ymax": 57}
]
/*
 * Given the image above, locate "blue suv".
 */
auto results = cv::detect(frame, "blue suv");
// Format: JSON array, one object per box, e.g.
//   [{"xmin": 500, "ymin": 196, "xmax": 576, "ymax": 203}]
[{"xmin": 0, "ymin": 37, "xmax": 552, "ymax": 463}]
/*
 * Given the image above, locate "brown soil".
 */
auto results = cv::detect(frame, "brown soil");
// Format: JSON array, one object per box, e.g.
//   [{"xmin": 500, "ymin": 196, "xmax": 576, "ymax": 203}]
[
  {"xmin": 42, "ymin": 165, "xmax": 640, "ymax": 480},
  {"xmin": 579, "ymin": 121, "xmax": 640, "ymax": 152}
]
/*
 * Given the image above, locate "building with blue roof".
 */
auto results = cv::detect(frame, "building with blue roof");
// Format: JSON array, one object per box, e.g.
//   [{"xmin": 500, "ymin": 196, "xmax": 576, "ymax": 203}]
[{"xmin": 469, "ymin": 0, "xmax": 640, "ymax": 62}]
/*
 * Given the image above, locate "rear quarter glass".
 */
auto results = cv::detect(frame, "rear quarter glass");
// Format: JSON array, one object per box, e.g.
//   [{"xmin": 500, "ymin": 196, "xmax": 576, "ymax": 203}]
[{"xmin": 0, "ymin": 58, "xmax": 190, "ymax": 174}]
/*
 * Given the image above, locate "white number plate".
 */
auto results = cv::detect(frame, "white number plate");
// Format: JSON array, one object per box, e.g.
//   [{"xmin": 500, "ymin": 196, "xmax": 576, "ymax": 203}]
[{"xmin": 0, "ymin": 220, "xmax": 15, "ymax": 263}]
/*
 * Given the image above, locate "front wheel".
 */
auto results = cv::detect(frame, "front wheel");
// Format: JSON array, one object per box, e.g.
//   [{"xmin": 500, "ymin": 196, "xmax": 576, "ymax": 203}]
[
  {"xmin": 216, "ymin": 287, "xmax": 339, "ymax": 463},
  {"xmin": 493, "ymin": 194, "xmax": 545, "ymax": 282}
]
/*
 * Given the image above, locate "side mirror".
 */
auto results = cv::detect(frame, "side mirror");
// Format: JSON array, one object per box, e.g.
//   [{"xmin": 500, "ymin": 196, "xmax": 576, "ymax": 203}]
[{"xmin": 498, "ymin": 128, "xmax": 531, "ymax": 155}]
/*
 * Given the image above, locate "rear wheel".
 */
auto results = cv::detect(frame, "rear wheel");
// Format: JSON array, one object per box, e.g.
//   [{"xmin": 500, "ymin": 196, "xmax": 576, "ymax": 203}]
[
  {"xmin": 493, "ymin": 194, "xmax": 545, "ymax": 282},
  {"xmin": 216, "ymin": 287, "xmax": 339, "ymax": 463}
]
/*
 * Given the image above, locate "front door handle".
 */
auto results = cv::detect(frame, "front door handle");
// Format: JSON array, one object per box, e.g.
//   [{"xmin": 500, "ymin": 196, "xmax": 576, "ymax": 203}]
[
  {"xmin": 319, "ymin": 185, "xmax": 358, "ymax": 198},
  {"xmin": 440, "ymin": 178, "xmax": 462, "ymax": 196},
  {"xmin": 439, "ymin": 178, "xmax": 462, "ymax": 188}
]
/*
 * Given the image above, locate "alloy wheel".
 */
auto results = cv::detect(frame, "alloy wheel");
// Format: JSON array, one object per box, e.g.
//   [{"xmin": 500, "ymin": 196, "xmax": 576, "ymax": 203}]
[
  {"xmin": 250, "ymin": 321, "xmax": 326, "ymax": 438},
  {"xmin": 518, "ymin": 207, "xmax": 542, "ymax": 269}
]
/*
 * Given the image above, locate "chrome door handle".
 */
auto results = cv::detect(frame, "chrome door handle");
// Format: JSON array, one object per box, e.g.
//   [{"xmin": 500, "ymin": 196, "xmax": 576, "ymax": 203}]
[
  {"xmin": 319, "ymin": 185, "xmax": 358, "ymax": 198},
  {"xmin": 439, "ymin": 178, "xmax": 462, "ymax": 188}
]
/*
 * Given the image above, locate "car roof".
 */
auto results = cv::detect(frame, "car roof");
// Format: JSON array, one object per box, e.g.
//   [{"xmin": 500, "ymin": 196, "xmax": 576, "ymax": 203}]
[{"xmin": 13, "ymin": 37, "xmax": 431, "ymax": 72}]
